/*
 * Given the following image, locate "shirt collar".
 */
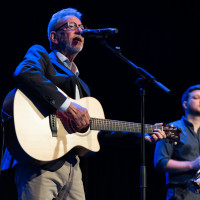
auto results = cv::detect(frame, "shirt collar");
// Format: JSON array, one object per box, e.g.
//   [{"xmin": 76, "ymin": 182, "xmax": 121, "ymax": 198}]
[
  {"xmin": 53, "ymin": 50, "xmax": 79, "ymax": 76},
  {"xmin": 182, "ymin": 116, "xmax": 193, "ymax": 127}
]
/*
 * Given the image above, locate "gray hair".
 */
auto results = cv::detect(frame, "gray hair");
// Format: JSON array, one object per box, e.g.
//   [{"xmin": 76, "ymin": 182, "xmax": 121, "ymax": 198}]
[{"xmin": 47, "ymin": 8, "xmax": 82, "ymax": 43}]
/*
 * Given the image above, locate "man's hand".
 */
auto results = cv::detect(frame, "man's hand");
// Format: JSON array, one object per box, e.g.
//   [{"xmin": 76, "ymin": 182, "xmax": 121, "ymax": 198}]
[
  {"xmin": 145, "ymin": 123, "xmax": 166, "ymax": 143},
  {"xmin": 58, "ymin": 102, "xmax": 90, "ymax": 133},
  {"xmin": 165, "ymin": 157, "xmax": 200, "ymax": 172},
  {"xmin": 191, "ymin": 156, "xmax": 200, "ymax": 170}
]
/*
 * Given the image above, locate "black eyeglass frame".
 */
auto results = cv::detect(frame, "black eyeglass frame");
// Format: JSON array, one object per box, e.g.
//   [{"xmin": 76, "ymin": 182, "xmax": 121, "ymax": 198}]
[{"xmin": 54, "ymin": 22, "xmax": 87, "ymax": 32}]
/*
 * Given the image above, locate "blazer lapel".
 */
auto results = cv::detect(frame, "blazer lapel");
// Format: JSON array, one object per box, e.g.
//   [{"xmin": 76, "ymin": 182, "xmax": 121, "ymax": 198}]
[
  {"xmin": 49, "ymin": 52, "xmax": 74, "ymax": 77},
  {"xmin": 48, "ymin": 52, "xmax": 90, "ymax": 97}
]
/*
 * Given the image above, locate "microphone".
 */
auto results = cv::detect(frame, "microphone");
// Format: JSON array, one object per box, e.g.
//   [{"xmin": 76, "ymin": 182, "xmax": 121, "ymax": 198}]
[{"xmin": 81, "ymin": 28, "xmax": 118, "ymax": 38}]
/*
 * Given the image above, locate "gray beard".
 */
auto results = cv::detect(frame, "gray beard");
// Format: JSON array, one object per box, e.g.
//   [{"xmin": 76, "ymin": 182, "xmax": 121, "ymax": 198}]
[
  {"xmin": 58, "ymin": 40, "xmax": 83, "ymax": 55},
  {"xmin": 65, "ymin": 45, "xmax": 83, "ymax": 55}
]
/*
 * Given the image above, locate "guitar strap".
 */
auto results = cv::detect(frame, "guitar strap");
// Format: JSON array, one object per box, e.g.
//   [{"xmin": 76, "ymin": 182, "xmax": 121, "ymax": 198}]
[{"xmin": 76, "ymin": 77, "xmax": 91, "ymax": 97}]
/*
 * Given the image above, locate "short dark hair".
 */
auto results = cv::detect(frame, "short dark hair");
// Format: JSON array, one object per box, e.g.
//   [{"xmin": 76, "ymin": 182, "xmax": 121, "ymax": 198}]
[{"xmin": 181, "ymin": 84, "xmax": 200, "ymax": 104}]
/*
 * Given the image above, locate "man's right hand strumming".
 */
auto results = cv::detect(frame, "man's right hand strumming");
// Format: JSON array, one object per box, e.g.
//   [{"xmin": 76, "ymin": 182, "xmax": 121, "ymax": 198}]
[{"xmin": 61, "ymin": 102, "xmax": 90, "ymax": 133}]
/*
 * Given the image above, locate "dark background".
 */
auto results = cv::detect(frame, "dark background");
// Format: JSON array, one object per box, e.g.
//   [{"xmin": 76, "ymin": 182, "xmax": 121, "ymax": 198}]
[{"xmin": 0, "ymin": 0, "xmax": 200, "ymax": 199}]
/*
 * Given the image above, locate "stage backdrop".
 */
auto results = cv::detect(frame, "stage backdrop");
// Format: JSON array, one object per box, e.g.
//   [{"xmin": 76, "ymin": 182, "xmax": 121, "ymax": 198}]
[{"xmin": 0, "ymin": 1, "xmax": 200, "ymax": 199}]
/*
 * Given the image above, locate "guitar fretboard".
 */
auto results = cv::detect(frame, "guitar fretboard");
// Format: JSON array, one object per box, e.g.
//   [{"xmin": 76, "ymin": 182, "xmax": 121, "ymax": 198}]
[{"xmin": 90, "ymin": 118, "xmax": 162, "ymax": 134}]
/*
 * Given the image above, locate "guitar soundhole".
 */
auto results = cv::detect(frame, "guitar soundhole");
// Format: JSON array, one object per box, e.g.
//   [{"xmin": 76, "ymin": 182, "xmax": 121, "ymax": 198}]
[{"xmin": 68, "ymin": 120, "xmax": 90, "ymax": 135}]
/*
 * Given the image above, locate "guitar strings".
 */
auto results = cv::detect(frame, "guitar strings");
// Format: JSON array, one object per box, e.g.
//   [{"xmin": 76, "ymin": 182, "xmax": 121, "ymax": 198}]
[{"xmin": 90, "ymin": 118, "xmax": 162, "ymax": 133}]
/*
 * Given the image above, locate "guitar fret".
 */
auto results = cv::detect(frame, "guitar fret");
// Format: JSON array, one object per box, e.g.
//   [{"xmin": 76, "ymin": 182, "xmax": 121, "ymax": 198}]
[{"xmin": 90, "ymin": 118, "xmax": 162, "ymax": 134}]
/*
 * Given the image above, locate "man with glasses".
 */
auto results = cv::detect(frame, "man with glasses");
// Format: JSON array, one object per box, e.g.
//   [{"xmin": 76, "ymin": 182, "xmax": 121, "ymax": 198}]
[{"xmin": 1, "ymin": 8, "xmax": 166, "ymax": 200}]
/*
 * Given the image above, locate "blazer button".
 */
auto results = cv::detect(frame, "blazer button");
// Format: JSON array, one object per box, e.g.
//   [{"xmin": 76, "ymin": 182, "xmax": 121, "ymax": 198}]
[
  {"xmin": 51, "ymin": 100, "xmax": 56, "ymax": 105},
  {"xmin": 45, "ymin": 96, "xmax": 56, "ymax": 105}
]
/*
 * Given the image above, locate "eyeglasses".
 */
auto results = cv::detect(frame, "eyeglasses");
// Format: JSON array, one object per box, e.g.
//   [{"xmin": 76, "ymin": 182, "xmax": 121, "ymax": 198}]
[{"xmin": 55, "ymin": 22, "xmax": 87, "ymax": 32}]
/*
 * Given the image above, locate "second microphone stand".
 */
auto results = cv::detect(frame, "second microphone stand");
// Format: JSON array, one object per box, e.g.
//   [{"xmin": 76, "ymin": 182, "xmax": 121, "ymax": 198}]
[{"xmin": 98, "ymin": 37, "xmax": 170, "ymax": 200}]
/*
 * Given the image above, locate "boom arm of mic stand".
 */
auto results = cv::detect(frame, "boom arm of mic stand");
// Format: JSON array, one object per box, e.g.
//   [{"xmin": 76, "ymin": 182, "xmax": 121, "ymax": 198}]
[
  {"xmin": 99, "ymin": 38, "xmax": 170, "ymax": 200},
  {"xmin": 99, "ymin": 39, "xmax": 171, "ymax": 94}
]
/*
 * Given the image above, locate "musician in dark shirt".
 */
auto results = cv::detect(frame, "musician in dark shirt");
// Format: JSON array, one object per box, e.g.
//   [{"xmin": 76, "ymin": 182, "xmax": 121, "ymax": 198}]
[{"xmin": 154, "ymin": 84, "xmax": 200, "ymax": 200}]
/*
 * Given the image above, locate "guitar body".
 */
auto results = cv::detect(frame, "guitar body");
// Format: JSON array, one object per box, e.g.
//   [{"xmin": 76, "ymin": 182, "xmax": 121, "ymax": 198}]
[
  {"xmin": 2, "ymin": 88, "xmax": 104, "ymax": 165},
  {"xmin": 2, "ymin": 89, "xmax": 181, "ymax": 165}
]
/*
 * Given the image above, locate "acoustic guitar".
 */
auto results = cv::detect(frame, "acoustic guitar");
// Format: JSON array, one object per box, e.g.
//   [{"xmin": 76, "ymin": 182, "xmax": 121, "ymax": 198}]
[{"xmin": 2, "ymin": 88, "xmax": 181, "ymax": 165}]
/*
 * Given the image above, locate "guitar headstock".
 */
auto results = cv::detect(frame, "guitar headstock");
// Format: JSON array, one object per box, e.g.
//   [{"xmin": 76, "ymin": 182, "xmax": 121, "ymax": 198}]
[{"xmin": 163, "ymin": 124, "xmax": 181, "ymax": 144}]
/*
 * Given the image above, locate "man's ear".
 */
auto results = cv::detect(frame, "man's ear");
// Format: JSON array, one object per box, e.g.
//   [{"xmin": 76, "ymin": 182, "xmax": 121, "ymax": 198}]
[
  {"xmin": 50, "ymin": 31, "xmax": 58, "ymax": 45},
  {"xmin": 182, "ymin": 101, "xmax": 188, "ymax": 109}
]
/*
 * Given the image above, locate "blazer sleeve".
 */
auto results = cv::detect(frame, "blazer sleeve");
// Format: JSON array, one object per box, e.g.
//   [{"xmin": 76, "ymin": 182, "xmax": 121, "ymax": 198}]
[{"xmin": 13, "ymin": 45, "xmax": 68, "ymax": 112}]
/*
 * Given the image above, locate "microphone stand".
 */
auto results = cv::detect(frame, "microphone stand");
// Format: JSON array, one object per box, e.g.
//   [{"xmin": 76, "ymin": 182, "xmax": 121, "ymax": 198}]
[{"xmin": 98, "ymin": 38, "xmax": 170, "ymax": 200}]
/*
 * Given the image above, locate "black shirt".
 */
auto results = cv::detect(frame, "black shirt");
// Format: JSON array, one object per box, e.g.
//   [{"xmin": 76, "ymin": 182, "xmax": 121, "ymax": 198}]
[{"xmin": 154, "ymin": 116, "xmax": 200, "ymax": 185}]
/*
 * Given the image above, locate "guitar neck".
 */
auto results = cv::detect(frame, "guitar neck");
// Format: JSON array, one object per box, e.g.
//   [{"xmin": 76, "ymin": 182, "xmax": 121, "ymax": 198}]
[{"xmin": 90, "ymin": 118, "xmax": 162, "ymax": 134}]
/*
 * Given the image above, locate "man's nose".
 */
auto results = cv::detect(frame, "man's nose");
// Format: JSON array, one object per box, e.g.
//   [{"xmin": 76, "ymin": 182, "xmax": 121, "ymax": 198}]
[{"xmin": 76, "ymin": 27, "xmax": 82, "ymax": 34}]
